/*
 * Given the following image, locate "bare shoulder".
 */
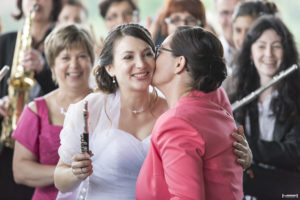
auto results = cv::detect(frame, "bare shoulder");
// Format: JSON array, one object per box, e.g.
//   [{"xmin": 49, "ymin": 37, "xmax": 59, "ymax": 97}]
[
  {"xmin": 28, "ymin": 90, "xmax": 56, "ymax": 115},
  {"xmin": 43, "ymin": 91, "xmax": 57, "ymax": 111}
]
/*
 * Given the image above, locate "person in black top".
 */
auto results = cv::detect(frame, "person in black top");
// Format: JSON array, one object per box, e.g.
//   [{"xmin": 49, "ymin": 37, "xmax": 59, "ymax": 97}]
[{"xmin": 230, "ymin": 15, "xmax": 300, "ymax": 199}]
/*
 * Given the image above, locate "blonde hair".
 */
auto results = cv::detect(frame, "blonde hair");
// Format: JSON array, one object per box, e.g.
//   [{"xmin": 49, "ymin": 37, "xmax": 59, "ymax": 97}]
[{"xmin": 44, "ymin": 24, "xmax": 95, "ymax": 81}]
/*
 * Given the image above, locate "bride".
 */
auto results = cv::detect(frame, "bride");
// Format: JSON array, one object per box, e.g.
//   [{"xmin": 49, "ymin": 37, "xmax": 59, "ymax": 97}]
[{"xmin": 54, "ymin": 23, "xmax": 251, "ymax": 199}]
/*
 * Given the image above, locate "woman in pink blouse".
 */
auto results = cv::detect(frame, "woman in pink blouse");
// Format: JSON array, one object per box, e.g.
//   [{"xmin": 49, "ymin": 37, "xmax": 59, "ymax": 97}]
[
  {"xmin": 12, "ymin": 25, "xmax": 94, "ymax": 200},
  {"xmin": 136, "ymin": 27, "xmax": 244, "ymax": 199}
]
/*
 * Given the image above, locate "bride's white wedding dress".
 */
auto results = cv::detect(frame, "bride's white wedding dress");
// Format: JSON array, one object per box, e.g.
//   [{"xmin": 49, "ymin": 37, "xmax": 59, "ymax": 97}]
[{"xmin": 57, "ymin": 90, "xmax": 150, "ymax": 200}]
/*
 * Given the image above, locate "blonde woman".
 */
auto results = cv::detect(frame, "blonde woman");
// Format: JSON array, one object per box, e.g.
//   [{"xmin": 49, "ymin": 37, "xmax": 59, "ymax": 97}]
[{"xmin": 12, "ymin": 25, "xmax": 94, "ymax": 200}]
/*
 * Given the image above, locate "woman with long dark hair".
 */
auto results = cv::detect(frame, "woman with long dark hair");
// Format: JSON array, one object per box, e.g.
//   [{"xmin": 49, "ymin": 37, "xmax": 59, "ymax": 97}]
[{"xmin": 230, "ymin": 15, "xmax": 300, "ymax": 199}]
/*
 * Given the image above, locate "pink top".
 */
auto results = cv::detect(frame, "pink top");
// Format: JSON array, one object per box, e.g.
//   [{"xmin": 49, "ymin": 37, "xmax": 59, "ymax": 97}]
[
  {"xmin": 13, "ymin": 97, "xmax": 63, "ymax": 200},
  {"xmin": 136, "ymin": 88, "xmax": 243, "ymax": 200}
]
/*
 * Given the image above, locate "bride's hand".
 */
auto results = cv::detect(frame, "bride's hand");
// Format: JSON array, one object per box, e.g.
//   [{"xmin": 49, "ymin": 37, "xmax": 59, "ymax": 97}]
[{"xmin": 71, "ymin": 152, "xmax": 93, "ymax": 180}]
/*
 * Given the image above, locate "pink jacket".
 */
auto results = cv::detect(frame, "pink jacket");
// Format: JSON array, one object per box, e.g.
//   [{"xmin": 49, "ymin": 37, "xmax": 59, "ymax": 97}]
[{"xmin": 136, "ymin": 88, "xmax": 243, "ymax": 200}]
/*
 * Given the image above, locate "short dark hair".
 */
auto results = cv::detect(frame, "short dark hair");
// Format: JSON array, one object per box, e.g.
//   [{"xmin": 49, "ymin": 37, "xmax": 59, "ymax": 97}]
[
  {"xmin": 170, "ymin": 26, "xmax": 227, "ymax": 93},
  {"xmin": 64, "ymin": 0, "xmax": 88, "ymax": 17},
  {"xmin": 232, "ymin": 1, "xmax": 278, "ymax": 23},
  {"xmin": 232, "ymin": 15, "xmax": 300, "ymax": 122},
  {"xmin": 98, "ymin": 0, "xmax": 138, "ymax": 18},
  {"xmin": 94, "ymin": 23, "xmax": 154, "ymax": 93},
  {"xmin": 13, "ymin": 0, "xmax": 62, "ymax": 22}
]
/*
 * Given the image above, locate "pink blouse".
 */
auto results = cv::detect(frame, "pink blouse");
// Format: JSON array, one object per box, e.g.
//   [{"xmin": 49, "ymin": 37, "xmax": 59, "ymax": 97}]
[
  {"xmin": 136, "ymin": 88, "xmax": 243, "ymax": 200},
  {"xmin": 13, "ymin": 97, "xmax": 62, "ymax": 200}
]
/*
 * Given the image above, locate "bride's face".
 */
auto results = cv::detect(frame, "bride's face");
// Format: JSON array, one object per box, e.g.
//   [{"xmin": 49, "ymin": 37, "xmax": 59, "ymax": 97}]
[{"xmin": 106, "ymin": 35, "xmax": 155, "ymax": 93}]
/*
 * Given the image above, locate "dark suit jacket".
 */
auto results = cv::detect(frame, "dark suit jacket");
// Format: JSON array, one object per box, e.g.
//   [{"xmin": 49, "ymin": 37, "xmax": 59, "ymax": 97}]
[{"xmin": 236, "ymin": 104, "xmax": 300, "ymax": 199}]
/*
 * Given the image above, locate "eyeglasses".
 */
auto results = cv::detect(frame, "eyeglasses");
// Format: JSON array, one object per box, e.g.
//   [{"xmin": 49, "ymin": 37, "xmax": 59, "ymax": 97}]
[
  {"xmin": 219, "ymin": 10, "xmax": 233, "ymax": 17},
  {"xmin": 155, "ymin": 45, "xmax": 189, "ymax": 71},
  {"xmin": 155, "ymin": 45, "xmax": 174, "ymax": 59},
  {"xmin": 165, "ymin": 17, "xmax": 201, "ymax": 26},
  {"xmin": 105, "ymin": 10, "xmax": 138, "ymax": 22}
]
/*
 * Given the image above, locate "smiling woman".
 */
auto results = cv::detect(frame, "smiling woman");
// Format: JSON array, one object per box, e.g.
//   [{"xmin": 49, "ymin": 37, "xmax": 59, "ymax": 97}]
[
  {"xmin": 0, "ymin": 0, "xmax": 63, "ymax": 199},
  {"xmin": 11, "ymin": 24, "xmax": 94, "ymax": 200},
  {"xmin": 54, "ymin": 23, "xmax": 169, "ymax": 200},
  {"xmin": 230, "ymin": 15, "xmax": 300, "ymax": 199},
  {"xmin": 54, "ymin": 23, "xmax": 252, "ymax": 200},
  {"xmin": 250, "ymin": 29, "xmax": 283, "ymax": 84},
  {"xmin": 104, "ymin": 35, "xmax": 155, "ymax": 92}
]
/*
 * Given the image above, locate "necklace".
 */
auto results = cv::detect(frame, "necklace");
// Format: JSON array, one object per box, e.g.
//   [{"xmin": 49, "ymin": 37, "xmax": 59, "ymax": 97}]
[
  {"xmin": 128, "ymin": 102, "xmax": 150, "ymax": 114},
  {"xmin": 124, "ymin": 94, "xmax": 151, "ymax": 114},
  {"xmin": 129, "ymin": 108, "xmax": 146, "ymax": 114}
]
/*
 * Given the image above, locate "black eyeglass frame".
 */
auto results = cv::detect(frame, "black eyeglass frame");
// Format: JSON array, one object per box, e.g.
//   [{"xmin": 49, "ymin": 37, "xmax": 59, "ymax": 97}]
[
  {"xmin": 105, "ymin": 9, "xmax": 139, "ymax": 22},
  {"xmin": 164, "ymin": 17, "xmax": 202, "ymax": 26},
  {"xmin": 155, "ymin": 45, "xmax": 174, "ymax": 59},
  {"xmin": 154, "ymin": 45, "xmax": 189, "ymax": 71}
]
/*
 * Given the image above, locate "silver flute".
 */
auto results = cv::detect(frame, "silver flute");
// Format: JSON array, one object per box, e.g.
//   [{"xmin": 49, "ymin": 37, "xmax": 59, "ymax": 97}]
[
  {"xmin": 0, "ymin": 66, "xmax": 10, "ymax": 81},
  {"xmin": 231, "ymin": 64, "xmax": 299, "ymax": 112},
  {"xmin": 81, "ymin": 101, "xmax": 89, "ymax": 153}
]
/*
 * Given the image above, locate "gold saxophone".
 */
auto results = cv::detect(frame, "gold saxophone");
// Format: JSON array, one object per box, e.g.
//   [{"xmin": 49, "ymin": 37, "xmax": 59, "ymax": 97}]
[{"xmin": 1, "ymin": 5, "xmax": 39, "ymax": 148}]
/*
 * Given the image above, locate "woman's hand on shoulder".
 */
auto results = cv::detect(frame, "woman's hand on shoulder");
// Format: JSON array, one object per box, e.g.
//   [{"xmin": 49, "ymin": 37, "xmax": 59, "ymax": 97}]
[{"xmin": 232, "ymin": 125, "xmax": 253, "ymax": 170}]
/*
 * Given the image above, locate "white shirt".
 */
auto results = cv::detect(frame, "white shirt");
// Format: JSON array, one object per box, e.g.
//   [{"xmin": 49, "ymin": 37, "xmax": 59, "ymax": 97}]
[
  {"xmin": 245, "ymin": 91, "xmax": 277, "ymax": 141},
  {"xmin": 258, "ymin": 91, "xmax": 277, "ymax": 141}
]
